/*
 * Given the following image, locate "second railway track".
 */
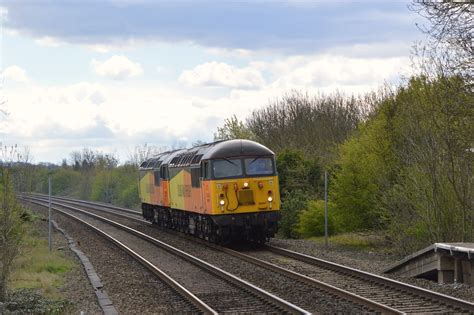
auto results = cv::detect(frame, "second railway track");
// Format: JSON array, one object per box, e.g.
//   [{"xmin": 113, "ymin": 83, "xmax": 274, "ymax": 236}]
[
  {"xmin": 24, "ymin": 196, "xmax": 309, "ymax": 314},
  {"xmin": 23, "ymin": 194, "xmax": 474, "ymax": 314}
]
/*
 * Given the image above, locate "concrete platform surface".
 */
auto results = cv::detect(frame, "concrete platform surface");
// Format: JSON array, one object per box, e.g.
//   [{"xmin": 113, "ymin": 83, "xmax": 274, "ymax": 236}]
[{"xmin": 385, "ymin": 243, "xmax": 474, "ymax": 285}]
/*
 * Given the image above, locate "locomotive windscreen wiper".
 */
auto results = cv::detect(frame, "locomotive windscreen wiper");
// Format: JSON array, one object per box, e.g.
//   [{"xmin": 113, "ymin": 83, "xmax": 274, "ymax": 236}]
[
  {"xmin": 222, "ymin": 157, "xmax": 237, "ymax": 166},
  {"xmin": 247, "ymin": 157, "xmax": 259, "ymax": 166}
]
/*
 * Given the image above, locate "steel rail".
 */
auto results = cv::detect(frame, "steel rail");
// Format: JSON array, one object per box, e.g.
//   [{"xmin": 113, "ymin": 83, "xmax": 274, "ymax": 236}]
[
  {"xmin": 25, "ymin": 192, "xmax": 140, "ymax": 215},
  {"xmin": 26, "ymin": 197, "xmax": 310, "ymax": 315},
  {"xmin": 24, "ymin": 194, "xmax": 474, "ymax": 313},
  {"xmin": 264, "ymin": 245, "xmax": 474, "ymax": 313},
  {"xmin": 26, "ymin": 195, "xmax": 147, "ymax": 224},
  {"xmin": 28, "ymin": 199, "xmax": 216, "ymax": 315},
  {"xmin": 216, "ymin": 245, "xmax": 403, "ymax": 314},
  {"xmin": 25, "ymin": 195, "xmax": 403, "ymax": 313}
]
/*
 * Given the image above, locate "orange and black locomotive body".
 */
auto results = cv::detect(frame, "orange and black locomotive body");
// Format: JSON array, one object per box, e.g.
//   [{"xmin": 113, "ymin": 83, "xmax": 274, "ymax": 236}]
[{"xmin": 139, "ymin": 139, "xmax": 280, "ymax": 243}]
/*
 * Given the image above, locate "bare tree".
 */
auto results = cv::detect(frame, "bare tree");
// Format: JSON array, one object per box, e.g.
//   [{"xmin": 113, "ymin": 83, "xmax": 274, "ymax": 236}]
[
  {"xmin": 410, "ymin": 1, "xmax": 473, "ymax": 81},
  {"xmin": 246, "ymin": 91, "xmax": 370, "ymax": 163},
  {"xmin": 12, "ymin": 146, "xmax": 34, "ymax": 192},
  {"xmin": 126, "ymin": 143, "xmax": 167, "ymax": 166},
  {"xmin": 69, "ymin": 150, "xmax": 82, "ymax": 171},
  {"xmin": 95, "ymin": 152, "xmax": 119, "ymax": 170}
]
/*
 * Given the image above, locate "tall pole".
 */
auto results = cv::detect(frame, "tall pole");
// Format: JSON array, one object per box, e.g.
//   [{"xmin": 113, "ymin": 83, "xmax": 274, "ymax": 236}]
[
  {"xmin": 48, "ymin": 176, "xmax": 52, "ymax": 252},
  {"xmin": 324, "ymin": 170, "xmax": 328, "ymax": 249}
]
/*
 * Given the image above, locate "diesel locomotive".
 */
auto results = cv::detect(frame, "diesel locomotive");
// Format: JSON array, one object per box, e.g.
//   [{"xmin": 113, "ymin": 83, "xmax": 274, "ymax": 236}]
[{"xmin": 138, "ymin": 139, "xmax": 280, "ymax": 243}]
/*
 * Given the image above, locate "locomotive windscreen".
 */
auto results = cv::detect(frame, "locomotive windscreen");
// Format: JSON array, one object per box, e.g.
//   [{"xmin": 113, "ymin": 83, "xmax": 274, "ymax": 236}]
[
  {"xmin": 244, "ymin": 157, "xmax": 274, "ymax": 175},
  {"xmin": 213, "ymin": 158, "xmax": 243, "ymax": 178}
]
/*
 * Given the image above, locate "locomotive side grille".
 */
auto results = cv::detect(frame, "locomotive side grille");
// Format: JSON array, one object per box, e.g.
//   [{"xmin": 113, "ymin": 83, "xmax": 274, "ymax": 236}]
[{"xmin": 238, "ymin": 189, "xmax": 255, "ymax": 205}]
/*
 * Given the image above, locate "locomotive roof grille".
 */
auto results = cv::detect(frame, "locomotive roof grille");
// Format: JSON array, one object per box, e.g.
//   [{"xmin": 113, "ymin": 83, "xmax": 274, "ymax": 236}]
[{"xmin": 140, "ymin": 140, "xmax": 274, "ymax": 170}]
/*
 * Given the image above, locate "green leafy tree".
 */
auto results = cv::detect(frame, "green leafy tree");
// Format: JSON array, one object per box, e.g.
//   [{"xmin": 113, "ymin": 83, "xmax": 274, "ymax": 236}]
[
  {"xmin": 275, "ymin": 149, "xmax": 325, "ymax": 238},
  {"xmin": 384, "ymin": 75, "xmax": 473, "ymax": 252},
  {"xmin": 330, "ymin": 103, "xmax": 396, "ymax": 232},
  {"xmin": 331, "ymin": 75, "xmax": 473, "ymax": 253},
  {"xmin": 276, "ymin": 149, "xmax": 322, "ymax": 198},
  {"xmin": 214, "ymin": 115, "xmax": 255, "ymax": 141}
]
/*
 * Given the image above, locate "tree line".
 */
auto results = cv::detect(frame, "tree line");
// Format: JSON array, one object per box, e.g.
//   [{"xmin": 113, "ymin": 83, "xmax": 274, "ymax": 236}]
[
  {"xmin": 0, "ymin": 0, "xmax": 471, "ymax": 304},
  {"xmin": 214, "ymin": 2, "xmax": 473, "ymax": 253}
]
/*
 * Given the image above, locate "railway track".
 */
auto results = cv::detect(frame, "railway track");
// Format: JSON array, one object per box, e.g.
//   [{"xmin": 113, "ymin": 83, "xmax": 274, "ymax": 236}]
[
  {"xmin": 24, "ymin": 196, "xmax": 309, "ymax": 314},
  {"xmin": 23, "ymin": 194, "xmax": 474, "ymax": 314}
]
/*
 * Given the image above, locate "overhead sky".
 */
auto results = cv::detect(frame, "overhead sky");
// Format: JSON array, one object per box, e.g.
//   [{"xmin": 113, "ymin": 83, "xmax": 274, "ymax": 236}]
[{"xmin": 0, "ymin": 1, "xmax": 424, "ymax": 163}]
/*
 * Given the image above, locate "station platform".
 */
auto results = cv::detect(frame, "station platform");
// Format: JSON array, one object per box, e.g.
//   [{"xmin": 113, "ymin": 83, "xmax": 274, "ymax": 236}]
[{"xmin": 384, "ymin": 243, "xmax": 474, "ymax": 285}]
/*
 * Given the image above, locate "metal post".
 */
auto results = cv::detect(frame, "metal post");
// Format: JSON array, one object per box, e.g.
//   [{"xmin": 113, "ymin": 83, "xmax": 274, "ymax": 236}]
[
  {"xmin": 48, "ymin": 176, "xmax": 52, "ymax": 252},
  {"xmin": 324, "ymin": 170, "xmax": 328, "ymax": 249}
]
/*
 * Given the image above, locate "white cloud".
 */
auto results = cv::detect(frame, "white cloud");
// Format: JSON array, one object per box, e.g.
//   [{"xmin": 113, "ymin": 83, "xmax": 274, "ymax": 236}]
[
  {"xmin": 1, "ymin": 65, "xmax": 29, "ymax": 83},
  {"xmin": 0, "ymin": 6, "xmax": 7, "ymax": 22},
  {"xmin": 259, "ymin": 54, "xmax": 411, "ymax": 94},
  {"xmin": 85, "ymin": 44, "xmax": 110, "ymax": 53},
  {"xmin": 34, "ymin": 36, "xmax": 64, "ymax": 48},
  {"xmin": 179, "ymin": 61, "xmax": 265, "ymax": 90},
  {"xmin": 91, "ymin": 55, "xmax": 143, "ymax": 80},
  {"xmin": 1, "ymin": 40, "xmax": 414, "ymax": 163},
  {"xmin": 205, "ymin": 47, "xmax": 254, "ymax": 58}
]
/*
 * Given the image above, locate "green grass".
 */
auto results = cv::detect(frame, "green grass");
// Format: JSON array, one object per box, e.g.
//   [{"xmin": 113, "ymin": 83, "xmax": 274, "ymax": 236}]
[
  {"xmin": 308, "ymin": 232, "xmax": 388, "ymax": 251},
  {"xmin": 9, "ymin": 220, "xmax": 76, "ymax": 298}
]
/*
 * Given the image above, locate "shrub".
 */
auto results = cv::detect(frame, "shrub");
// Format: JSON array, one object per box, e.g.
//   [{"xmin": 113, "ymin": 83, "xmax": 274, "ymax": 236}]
[
  {"xmin": 297, "ymin": 200, "xmax": 336, "ymax": 238},
  {"xmin": 278, "ymin": 190, "xmax": 308, "ymax": 238}
]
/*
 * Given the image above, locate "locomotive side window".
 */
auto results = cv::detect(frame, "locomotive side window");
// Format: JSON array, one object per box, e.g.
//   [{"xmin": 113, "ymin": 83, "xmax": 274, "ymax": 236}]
[
  {"xmin": 191, "ymin": 167, "xmax": 200, "ymax": 187},
  {"xmin": 160, "ymin": 165, "xmax": 169, "ymax": 180},
  {"xmin": 201, "ymin": 161, "xmax": 210, "ymax": 179},
  {"xmin": 244, "ymin": 157, "xmax": 274, "ymax": 175},
  {"xmin": 212, "ymin": 159, "xmax": 243, "ymax": 179},
  {"xmin": 154, "ymin": 170, "xmax": 160, "ymax": 186}
]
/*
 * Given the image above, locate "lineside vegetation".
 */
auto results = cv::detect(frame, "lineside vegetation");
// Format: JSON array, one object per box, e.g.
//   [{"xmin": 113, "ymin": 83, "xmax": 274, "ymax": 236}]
[{"xmin": 2, "ymin": 2, "xmax": 471, "ymax": 263}]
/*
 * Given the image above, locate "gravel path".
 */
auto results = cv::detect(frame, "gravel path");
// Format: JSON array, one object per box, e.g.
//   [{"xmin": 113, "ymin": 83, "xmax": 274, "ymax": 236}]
[{"xmin": 28, "ymin": 204, "xmax": 194, "ymax": 314}]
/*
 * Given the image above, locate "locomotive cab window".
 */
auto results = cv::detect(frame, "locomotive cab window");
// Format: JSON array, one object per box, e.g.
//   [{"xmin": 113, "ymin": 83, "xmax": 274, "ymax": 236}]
[
  {"xmin": 244, "ymin": 157, "xmax": 274, "ymax": 176},
  {"xmin": 212, "ymin": 158, "xmax": 243, "ymax": 179}
]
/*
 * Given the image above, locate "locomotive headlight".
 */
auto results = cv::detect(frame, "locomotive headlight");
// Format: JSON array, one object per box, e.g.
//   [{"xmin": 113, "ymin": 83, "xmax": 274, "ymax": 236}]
[
  {"xmin": 243, "ymin": 182, "xmax": 249, "ymax": 188},
  {"xmin": 268, "ymin": 196, "xmax": 273, "ymax": 202},
  {"xmin": 219, "ymin": 199, "xmax": 225, "ymax": 206}
]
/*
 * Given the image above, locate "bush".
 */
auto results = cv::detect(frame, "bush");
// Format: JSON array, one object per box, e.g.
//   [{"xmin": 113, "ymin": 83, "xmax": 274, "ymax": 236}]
[
  {"xmin": 278, "ymin": 190, "xmax": 308, "ymax": 238},
  {"xmin": 297, "ymin": 200, "xmax": 336, "ymax": 238}
]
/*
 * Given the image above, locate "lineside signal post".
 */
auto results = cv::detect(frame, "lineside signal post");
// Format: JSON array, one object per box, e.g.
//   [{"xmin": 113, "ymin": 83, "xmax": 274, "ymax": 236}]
[
  {"xmin": 48, "ymin": 176, "xmax": 52, "ymax": 252},
  {"xmin": 324, "ymin": 170, "xmax": 328, "ymax": 249}
]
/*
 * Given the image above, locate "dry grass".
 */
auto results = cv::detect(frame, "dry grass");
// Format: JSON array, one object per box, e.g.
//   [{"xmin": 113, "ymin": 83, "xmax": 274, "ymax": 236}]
[
  {"xmin": 309, "ymin": 232, "xmax": 388, "ymax": 250},
  {"xmin": 9, "ymin": 220, "xmax": 75, "ymax": 298}
]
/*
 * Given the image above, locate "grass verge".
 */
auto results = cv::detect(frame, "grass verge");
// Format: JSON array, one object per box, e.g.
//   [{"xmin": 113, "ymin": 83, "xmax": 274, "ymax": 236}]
[
  {"xmin": 308, "ymin": 232, "xmax": 388, "ymax": 251},
  {"xmin": 5, "ymin": 213, "xmax": 75, "ymax": 313}
]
